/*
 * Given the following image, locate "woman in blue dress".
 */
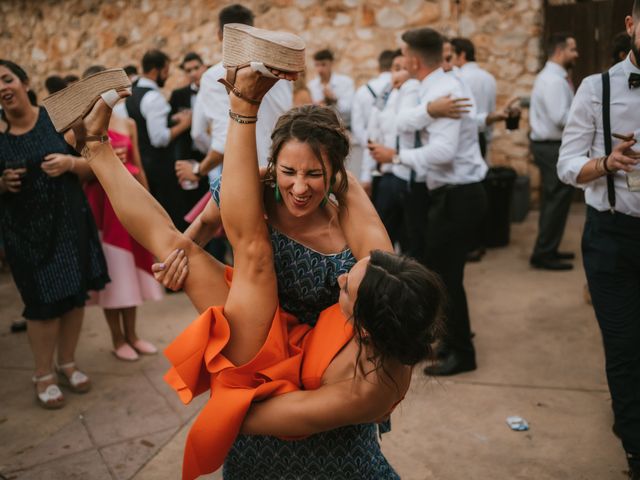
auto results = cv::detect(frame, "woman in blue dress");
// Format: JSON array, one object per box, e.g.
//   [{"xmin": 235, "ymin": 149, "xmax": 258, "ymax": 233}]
[
  {"xmin": 0, "ymin": 60, "xmax": 108, "ymax": 409},
  {"xmin": 157, "ymin": 105, "xmax": 402, "ymax": 478}
]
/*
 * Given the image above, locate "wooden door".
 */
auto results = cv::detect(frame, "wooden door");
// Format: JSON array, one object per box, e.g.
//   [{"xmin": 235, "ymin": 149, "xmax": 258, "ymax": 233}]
[{"xmin": 544, "ymin": 0, "xmax": 633, "ymax": 88}]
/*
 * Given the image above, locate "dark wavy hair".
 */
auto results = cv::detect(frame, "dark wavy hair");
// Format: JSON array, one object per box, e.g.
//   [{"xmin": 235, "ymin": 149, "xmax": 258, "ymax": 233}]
[
  {"xmin": 267, "ymin": 104, "xmax": 350, "ymax": 195},
  {"xmin": 352, "ymin": 250, "xmax": 446, "ymax": 378}
]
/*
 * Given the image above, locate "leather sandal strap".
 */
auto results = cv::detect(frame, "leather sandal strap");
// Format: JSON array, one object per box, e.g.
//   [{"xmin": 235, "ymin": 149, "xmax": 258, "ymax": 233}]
[
  {"xmin": 218, "ymin": 78, "xmax": 262, "ymax": 105},
  {"xmin": 32, "ymin": 372, "xmax": 55, "ymax": 383},
  {"xmin": 218, "ymin": 66, "xmax": 262, "ymax": 106}
]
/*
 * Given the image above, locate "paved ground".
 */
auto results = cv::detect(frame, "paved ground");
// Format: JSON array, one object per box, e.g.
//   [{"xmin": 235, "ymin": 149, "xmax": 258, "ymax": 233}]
[{"xmin": 0, "ymin": 205, "xmax": 630, "ymax": 480}]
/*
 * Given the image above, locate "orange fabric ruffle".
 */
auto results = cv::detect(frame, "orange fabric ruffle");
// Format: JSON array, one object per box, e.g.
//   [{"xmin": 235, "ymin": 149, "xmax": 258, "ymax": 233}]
[{"xmin": 164, "ymin": 267, "xmax": 354, "ymax": 480}]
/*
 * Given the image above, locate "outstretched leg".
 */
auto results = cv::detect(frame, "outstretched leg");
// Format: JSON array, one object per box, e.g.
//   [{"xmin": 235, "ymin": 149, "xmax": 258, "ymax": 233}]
[{"xmin": 65, "ymin": 94, "xmax": 228, "ymax": 313}]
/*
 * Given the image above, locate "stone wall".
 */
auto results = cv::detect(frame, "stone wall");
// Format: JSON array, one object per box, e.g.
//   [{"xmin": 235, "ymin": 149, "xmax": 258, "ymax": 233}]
[{"xmin": 0, "ymin": 0, "xmax": 545, "ymax": 197}]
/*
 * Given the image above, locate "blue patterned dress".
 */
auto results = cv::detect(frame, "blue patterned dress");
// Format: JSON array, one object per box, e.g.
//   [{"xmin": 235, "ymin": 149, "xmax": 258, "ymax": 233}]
[{"xmin": 210, "ymin": 178, "xmax": 400, "ymax": 479}]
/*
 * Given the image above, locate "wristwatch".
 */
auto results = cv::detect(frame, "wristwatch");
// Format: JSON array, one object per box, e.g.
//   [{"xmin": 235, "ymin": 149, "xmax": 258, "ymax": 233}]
[{"xmin": 391, "ymin": 154, "xmax": 401, "ymax": 165}]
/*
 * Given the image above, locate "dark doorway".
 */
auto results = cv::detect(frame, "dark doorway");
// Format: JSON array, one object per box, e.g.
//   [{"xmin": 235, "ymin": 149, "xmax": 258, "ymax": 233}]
[{"xmin": 544, "ymin": 0, "xmax": 633, "ymax": 88}]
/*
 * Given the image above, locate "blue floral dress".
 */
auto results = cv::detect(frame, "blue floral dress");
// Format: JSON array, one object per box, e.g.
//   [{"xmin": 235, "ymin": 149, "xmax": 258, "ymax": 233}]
[{"xmin": 210, "ymin": 178, "xmax": 399, "ymax": 479}]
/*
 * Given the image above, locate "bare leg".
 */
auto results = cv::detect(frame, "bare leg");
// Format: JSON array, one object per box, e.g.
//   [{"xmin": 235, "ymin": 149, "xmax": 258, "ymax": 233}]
[
  {"xmin": 27, "ymin": 318, "xmax": 59, "ymax": 392},
  {"xmin": 218, "ymin": 69, "xmax": 291, "ymax": 365},
  {"xmin": 57, "ymin": 307, "xmax": 84, "ymax": 366},
  {"xmin": 122, "ymin": 307, "xmax": 138, "ymax": 343},
  {"xmin": 104, "ymin": 308, "xmax": 126, "ymax": 348},
  {"xmin": 68, "ymin": 95, "xmax": 229, "ymax": 313}
]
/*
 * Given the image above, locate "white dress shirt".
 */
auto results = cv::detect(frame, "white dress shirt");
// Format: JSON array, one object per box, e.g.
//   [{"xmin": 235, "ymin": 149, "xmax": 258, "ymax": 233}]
[
  {"xmin": 191, "ymin": 61, "xmax": 293, "ymax": 167},
  {"xmin": 395, "ymin": 68, "xmax": 487, "ymax": 190},
  {"xmin": 458, "ymin": 62, "xmax": 497, "ymax": 138},
  {"xmin": 351, "ymin": 72, "xmax": 392, "ymax": 147},
  {"xmin": 123, "ymin": 77, "xmax": 172, "ymax": 148},
  {"xmin": 558, "ymin": 55, "xmax": 640, "ymax": 217},
  {"xmin": 308, "ymin": 73, "xmax": 355, "ymax": 126},
  {"xmin": 361, "ymin": 79, "xmax": 420, "ymax": 183},
  {"xmin": 530, "ymin": 61, "xmax": 574, "ymax": 141}
]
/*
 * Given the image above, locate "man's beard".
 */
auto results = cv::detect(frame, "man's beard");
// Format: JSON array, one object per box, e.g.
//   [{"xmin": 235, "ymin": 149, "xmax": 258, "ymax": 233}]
[
  {"xmin": 157, "ymin": 76, "xmax": 166, "ymax": 88},
  {"xmin": 630, "ymin": 31, "xmax": 640, "ymax": 67}
]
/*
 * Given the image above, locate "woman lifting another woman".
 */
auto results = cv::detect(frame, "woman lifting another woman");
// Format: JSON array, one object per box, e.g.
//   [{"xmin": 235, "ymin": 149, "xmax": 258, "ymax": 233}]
[{"xmin": 48, "ymin": 24, "xmax": 445, "ymax": 479}]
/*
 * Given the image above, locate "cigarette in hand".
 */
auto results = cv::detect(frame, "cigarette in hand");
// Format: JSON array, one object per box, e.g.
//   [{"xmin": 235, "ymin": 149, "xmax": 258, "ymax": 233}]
[{"xmin": 612, "ymin": 132, "xmax": 635, "ymax": 141}]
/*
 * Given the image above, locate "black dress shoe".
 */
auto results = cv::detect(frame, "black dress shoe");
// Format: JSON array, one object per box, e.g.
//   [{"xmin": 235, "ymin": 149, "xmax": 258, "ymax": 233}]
[
  {"xmin": 423, "ymin": 351, "xmax": 476, "ymax": 376},
  {"xmin": 530, "ymin": 257, "xmax": 573, "ymax": 271},
  {"xmin": 10, "ymin": 319, "xmax": 27, "ymax": 333},
  {"xmin": 553, "ymin": 251, "xmax": 575, "ymax": 260}
]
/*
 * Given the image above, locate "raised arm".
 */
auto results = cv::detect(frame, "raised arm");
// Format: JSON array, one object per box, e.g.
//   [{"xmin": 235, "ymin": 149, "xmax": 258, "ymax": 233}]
[{"xmin": 334, "ymin": 172, "xmax": 393, "ymax": 259}]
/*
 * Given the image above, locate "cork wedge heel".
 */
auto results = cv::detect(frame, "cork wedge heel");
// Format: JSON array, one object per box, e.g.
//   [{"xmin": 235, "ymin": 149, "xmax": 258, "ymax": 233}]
[{"xmin": 42, "ymin": 68, "xmax": 131, "ymax": 132}]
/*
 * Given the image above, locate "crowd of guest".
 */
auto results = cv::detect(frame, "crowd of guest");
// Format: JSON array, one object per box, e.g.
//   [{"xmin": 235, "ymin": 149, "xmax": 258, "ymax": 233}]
[{"xmin": 1, "ymin": 2, "xmax": 639, "ymax": 478}]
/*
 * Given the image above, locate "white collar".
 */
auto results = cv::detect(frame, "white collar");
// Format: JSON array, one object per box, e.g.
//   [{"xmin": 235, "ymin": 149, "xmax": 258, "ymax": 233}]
[
  {"xmin": 137, "ymin": 77, "xmax": 159, "ymax": 90},
  {"xmin": 622, "ymin": 53, "xmax": 640, "ymax": 76},
  {"xmin": 543, "ymin": 61, "xmax": 568, "ymax": 78}
]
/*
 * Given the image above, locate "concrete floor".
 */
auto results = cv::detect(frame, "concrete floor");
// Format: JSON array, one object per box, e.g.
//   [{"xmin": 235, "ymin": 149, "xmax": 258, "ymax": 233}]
[{"xmin": 0, "ymin": 205, "xmax": 630, "ymax": 479}]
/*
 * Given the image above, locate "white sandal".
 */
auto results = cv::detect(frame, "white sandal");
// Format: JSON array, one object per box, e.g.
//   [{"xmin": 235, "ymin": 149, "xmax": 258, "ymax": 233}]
[
  {"xmin": 56, "ymin": 362, "xmax": 92, "ymax": 394},
  {"xmin": 32, "ymin": 373, "xmax": 65, "ymax": 410}
]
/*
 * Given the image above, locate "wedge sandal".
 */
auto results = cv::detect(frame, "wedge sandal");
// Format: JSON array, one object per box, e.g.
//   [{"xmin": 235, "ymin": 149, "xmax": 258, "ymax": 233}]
[
  {"xmin": 219, "ymin": 24, "xmax": 305, "ymax": 105},
  {"xmin": 32, "ymin": 373, "xmax": 65, "ymax": 409},
  {"xmin": 42, "ymin": 68, "xmax": 131, "ymax": 132},
  {"xmin": 56, "ymin": 362, "xmax": 92, "ymax": 394}
]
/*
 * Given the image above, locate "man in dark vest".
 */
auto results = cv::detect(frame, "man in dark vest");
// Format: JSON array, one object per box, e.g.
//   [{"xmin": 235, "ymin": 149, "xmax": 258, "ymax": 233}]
[
  {"xmin": 170, "ymin": 52, "xmax": 209, "ymax": 232},
  {"xmin": 125, "ymin": 49, "xmax": 191, "ymax": 229}
]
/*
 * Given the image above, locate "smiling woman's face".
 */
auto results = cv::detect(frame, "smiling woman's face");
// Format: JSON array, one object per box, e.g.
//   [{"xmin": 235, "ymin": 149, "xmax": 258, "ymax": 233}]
[
  {"xmin": 0, "ymin": 66, "xmax": 29, "ymax": 113},
  {"xmin": 274, "ymin": 139, "xmax": 332, "ymax": 217}
]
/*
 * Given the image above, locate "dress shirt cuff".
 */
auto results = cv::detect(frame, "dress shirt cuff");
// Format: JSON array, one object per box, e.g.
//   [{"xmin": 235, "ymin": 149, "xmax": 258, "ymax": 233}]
[
  {"xmin": 557, "ymin": 154, "xmax": 589, "ymax": 189},
  {"xmin": 209, "ymin": 139, "xmax": 225, "ymax": 156}
]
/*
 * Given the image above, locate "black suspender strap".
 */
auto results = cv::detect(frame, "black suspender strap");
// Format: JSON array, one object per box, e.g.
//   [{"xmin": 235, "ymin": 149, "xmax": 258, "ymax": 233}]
[
  {"xmin": 602, "ymin": 71, "xmax": 616, "ymax": 213},
  {"xmin": 366, "ymin": 84, "xmax": 377, "ymax": 99}
]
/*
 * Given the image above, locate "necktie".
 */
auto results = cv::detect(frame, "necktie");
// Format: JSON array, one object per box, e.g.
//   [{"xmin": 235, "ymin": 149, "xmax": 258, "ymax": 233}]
[{"xmin": 629, "ymin": 72, "xmax": 640, "ymax": 89}]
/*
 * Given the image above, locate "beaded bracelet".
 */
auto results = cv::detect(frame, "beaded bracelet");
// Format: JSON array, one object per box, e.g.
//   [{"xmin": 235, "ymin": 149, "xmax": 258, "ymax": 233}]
[{"xmin": 229, "ymin": 111, "xmax": 258, "ymax": 124}]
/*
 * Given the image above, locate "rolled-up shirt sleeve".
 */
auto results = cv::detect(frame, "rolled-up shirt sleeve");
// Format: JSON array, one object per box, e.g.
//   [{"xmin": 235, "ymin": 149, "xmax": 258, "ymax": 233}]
[
  {"xmin": 395, "ymin": 83, "xmax": 433, "ymax": 133},
  {"xmin": 558, "ymin": 79, "xmax": 596, "ymax": 188},
  {"xmin": 140, "ymin": 90, "xmax": 171, "ymax": 148}
]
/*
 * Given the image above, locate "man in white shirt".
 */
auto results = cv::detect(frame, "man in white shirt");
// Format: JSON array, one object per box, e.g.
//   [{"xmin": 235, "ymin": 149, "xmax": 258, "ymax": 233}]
[
  {"xmin": 529, "ymin": 33, "xmax": 579, "ymax": 270},
  {"xmin": 125, "ymin": 49, "xmax": 192, "ymax": 226},
  {"xmin": 190, "ymin": 5, "xmax": 292, "ymax": 173},
  {"xmin": 308, "ymin": 49, "xmax": 354, "ymax": 128},
  {"xmin": 451, "ymin": 37, "xmax": 508, "ymax": 158},
  {"xmin": 557, "ymin": 5, "xmax": 640, "ymax": 476},
  {"xmin": 351, "ymin": 49, "xmax": 395, "ymax": 194},
  {"xmin": 378, "ymin": 28, "xmax": 488, "ymax": 376}
]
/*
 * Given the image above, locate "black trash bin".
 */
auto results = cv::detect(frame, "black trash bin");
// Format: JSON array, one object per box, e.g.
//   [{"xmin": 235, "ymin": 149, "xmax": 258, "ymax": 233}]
[{"xmin": 483, "ymin": 166, "xmax": 517, "ymax": 247}]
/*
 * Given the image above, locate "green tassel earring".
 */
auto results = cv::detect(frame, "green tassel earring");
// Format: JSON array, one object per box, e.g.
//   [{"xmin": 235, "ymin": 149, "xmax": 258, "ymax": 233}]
[
  {"xmin": 274, "ymin": 184, "xmax": 282, "ymax": 203},
  {"xmin": 320, "ymin": 186, "xmax": 332, "ymax": 207}
]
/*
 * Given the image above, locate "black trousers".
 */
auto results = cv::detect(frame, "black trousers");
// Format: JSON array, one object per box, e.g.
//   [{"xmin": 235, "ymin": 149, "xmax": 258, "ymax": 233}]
[
  {"xmin": 583, "ymin": 207, "xmax": 640, "ymax": 459},
  {"xmin": 424, "ymin": 182, "xmax": 488, "ymax": 355},
  {"xmin": 373, "ymin": 174, "xmax": 429, "ymax": 261},
  {"xmin": 531, "ymin": 140, "xmax": 574, "ymax": 259}
]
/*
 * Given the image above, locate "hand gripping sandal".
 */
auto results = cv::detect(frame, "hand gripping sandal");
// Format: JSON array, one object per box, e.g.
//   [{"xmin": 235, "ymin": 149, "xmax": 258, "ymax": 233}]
[
  {"xmin": 219, "ymin": 23, "xmax": 305, "ymax": 105},
  {"xmin": 42, "ymin": 68, "xmax": 131, "ymax": 132}
]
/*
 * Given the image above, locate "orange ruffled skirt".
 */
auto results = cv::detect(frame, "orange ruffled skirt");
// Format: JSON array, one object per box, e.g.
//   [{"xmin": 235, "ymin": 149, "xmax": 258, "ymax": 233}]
[{"xmin": 164, "ymin": 267, "xmax": 354, "ymax": 480}]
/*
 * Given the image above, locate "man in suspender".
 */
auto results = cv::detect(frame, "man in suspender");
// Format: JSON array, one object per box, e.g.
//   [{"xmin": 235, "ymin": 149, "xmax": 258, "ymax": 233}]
[{"xmin": 558, "ymin": 4, "xmax": 640, "ymax": 477}]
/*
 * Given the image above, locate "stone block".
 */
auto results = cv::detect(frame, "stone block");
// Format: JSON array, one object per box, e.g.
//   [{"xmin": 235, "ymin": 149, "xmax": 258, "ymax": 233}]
[
  {"xmin": 376, "ymin": 7, "xmax": 406, "ymax": 29},
  {"xmin": 12, "ymin": 449, "xmax": 112, "ymax": 480}
]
